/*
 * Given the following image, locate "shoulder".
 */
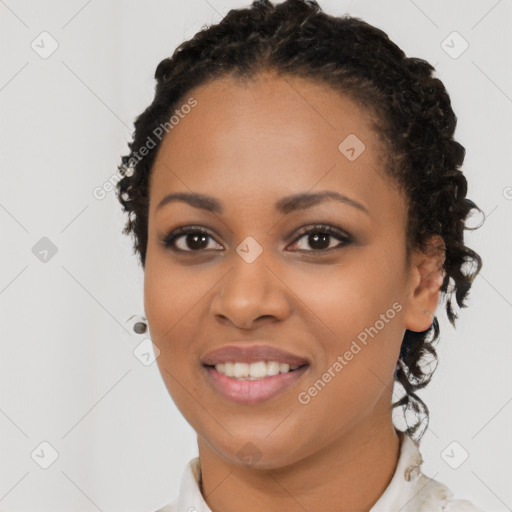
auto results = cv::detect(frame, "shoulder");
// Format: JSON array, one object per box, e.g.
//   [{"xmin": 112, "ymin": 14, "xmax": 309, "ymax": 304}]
[
  {"xmin": 371, "ymin": 432, "xmax": 484, "ymax": 512},
  {"xmin": 410, "ymin": 473, "xmax": 484, "ymax": 512},
  {"xmin": 443, "ymin": 497, "xmax": 486, "ymax": 512},
  {"xmin": 154, "ymin": 457, "xmax": 210, "ymax": 512}
]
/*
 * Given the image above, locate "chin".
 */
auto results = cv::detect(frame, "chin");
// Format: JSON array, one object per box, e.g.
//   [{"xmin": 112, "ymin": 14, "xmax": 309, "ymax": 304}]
[{"xmin": 201, "ymin": 430, "xmax": 305, "ymax": 470}]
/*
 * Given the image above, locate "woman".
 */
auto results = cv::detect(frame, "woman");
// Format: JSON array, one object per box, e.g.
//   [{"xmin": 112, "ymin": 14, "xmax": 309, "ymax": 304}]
[{"xmin": 117, "ymin": 1, "xmax": 484, "ymax": 510}]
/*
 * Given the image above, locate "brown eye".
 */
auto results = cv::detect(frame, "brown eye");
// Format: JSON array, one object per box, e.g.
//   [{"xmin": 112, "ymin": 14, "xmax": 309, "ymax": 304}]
[
  {"xmin": 288, "ymin": 224, "xmax": 352, "ymax": 253},
  {"xmin": 162, "ymin": 226, "xmax": 223, "ymax": 252}
]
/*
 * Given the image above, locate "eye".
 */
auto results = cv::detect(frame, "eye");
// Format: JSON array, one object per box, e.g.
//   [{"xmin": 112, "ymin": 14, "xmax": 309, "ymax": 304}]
[
  {"xmin": 288, "ymin": 224, "xmax": 352, "ymax": 253},
  {"xmin": 161, "ymin": 226, "xmax": 223, "ymax": 252},
  {"xmin": 161, "ymin": 223, "xmax": 352, "ymax": 254}
]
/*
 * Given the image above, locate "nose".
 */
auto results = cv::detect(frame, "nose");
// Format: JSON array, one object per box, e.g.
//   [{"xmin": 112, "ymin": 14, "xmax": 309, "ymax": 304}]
[{"xmin": 209, "ymin": 250, "xmax": 292, "ymax": 330}]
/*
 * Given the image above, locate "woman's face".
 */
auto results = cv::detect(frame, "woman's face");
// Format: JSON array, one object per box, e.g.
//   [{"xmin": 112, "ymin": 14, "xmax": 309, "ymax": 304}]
[{"xmin": 144, "ymin": 72, "xmax": 439, "ymax": 468}]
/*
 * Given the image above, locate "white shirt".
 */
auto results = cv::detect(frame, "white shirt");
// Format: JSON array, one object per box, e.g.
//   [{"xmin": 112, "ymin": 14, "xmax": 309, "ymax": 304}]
[{"xmin": 156, "ymin": 432, "xmax": 483, "ymax": 512}]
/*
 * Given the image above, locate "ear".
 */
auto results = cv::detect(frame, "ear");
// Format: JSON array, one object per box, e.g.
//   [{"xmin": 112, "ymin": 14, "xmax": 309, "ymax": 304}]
[{"xmin": 403, "ymin": 234, "xmax": 446, "ymax": 333}]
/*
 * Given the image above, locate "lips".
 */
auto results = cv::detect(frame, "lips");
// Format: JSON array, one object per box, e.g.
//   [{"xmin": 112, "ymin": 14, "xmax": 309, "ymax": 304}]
[{"xmin": 201, "ymin": 344, "xmax": 309, "ymax": 367}]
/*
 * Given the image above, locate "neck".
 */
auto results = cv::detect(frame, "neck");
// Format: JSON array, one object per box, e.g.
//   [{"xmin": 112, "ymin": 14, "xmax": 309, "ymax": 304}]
[{"xmin": 196, "ymin": 406, "xmax": 401, "ymax": 512}]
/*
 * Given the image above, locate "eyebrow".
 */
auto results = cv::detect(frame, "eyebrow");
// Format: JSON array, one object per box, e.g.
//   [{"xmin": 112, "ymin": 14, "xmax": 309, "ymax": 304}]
[{"xmin": 156, "ymin": 190, "xmax": 369, "ymax": 216}]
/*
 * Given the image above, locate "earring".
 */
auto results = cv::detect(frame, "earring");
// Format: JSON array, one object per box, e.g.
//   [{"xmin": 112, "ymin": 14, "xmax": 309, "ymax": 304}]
[{"xmin": 126, "ymin": 314, "xmax": 148, "ymax": 334}]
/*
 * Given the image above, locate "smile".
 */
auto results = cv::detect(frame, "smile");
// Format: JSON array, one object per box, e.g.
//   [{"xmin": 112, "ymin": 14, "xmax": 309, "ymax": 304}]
[
  {"xmin": 203, "ymin": 363, "xmax": 309, "ymax": 404},
  {"xmin": 214, "ymin": 361, "xmax": 302, "ymax": 379}
]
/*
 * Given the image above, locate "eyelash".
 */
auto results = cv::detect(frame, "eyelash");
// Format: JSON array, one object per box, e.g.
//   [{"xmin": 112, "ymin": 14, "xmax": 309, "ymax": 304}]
[{"xmin": 161, "ymin": 223, "xmax": 353, "ymax": 254}]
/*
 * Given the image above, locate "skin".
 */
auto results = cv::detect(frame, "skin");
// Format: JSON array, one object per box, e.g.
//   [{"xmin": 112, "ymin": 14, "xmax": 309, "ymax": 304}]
[{"xmin": 143, "ymin": 71, "xmax": 445, "ymax": 512}]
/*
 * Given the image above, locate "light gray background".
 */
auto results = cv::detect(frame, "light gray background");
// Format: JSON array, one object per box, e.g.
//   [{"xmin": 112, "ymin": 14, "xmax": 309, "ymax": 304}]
[{"xmin": 1, "ymin": 0, "xmax": 511, "ymax": 511}]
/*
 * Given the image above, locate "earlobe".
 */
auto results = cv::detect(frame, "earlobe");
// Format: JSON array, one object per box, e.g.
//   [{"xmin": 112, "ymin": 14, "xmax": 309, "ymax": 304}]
[{"xmin": 403, "ymin": 235, "xmax": 445, "ymax": 333}]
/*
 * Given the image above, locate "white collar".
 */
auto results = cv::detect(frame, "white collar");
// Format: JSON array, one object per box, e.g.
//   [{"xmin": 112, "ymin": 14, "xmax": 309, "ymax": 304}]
[{"xmin": 157, "ymin": 430, "xmax": 482, "ymax": 512}]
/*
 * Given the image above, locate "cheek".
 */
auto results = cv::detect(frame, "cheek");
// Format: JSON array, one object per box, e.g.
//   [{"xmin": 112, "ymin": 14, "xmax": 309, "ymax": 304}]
[
  {"xmin": 144, "ymin": 256, "xmax": 200, "ymax": 341},
  {"xmin": 292, "ymin": 254, "xmax": 403, "ymax": 334},
  {"xmin": 144, "ymin": 265, "xmax": 192, "ymax": 396},
  {"xmin": 296, "ymin": 294, "xmax": 403, "ymax": 440},
  {"xmin": 293, "ymin": 257, "xmax": 405, "ymax": 395},
  {"xmin": 144, "ymin": 266, "xmax": 201, "ymax": 415}
]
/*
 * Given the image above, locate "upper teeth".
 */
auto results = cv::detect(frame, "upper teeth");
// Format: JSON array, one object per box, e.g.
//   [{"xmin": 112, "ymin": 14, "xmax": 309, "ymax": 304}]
[{"xmin": 214, "ymin": 361, "xmax": 301, "ymax": 379}]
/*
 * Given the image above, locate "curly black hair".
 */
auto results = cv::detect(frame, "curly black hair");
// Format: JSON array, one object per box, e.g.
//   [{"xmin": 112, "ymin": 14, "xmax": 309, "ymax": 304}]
[{"xmin": 116, "ymin": 0, "xmax": 483, "ymax": 441}]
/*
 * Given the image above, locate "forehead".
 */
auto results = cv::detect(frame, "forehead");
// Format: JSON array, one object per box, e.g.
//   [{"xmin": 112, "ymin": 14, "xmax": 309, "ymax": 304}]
[{"xmin": 149, "ymin": 72, "xmax": 401, "ymax": 219}]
